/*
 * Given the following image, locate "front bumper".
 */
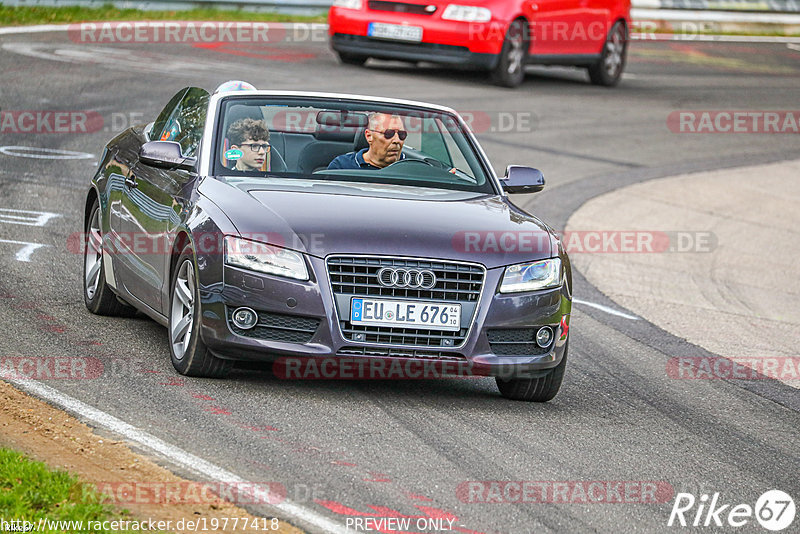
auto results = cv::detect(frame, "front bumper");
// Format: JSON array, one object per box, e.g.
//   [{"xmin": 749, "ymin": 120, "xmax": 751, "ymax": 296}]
[{"xmin": 198, "ymin": 256, "xmax": 571, "ymax": 378}]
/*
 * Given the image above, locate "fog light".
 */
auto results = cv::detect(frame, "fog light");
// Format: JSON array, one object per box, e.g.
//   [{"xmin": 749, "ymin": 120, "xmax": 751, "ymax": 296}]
[
  {"xmin": 232, "ymin": 307, "xmax": 258, "ymax": 330},
  {"xmin": 536, "ymin": 326, "xmax": 553, "ymax": 348}
]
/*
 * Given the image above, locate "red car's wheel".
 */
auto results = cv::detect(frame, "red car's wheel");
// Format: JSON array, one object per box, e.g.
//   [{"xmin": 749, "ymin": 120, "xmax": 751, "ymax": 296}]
[
  {"xmin": 490, "ymin": 19, "xmax": 528, "ymax": 88},
  {"xmin": 588, "ymin": 20, "xmax": 628, "ymax": 87}
]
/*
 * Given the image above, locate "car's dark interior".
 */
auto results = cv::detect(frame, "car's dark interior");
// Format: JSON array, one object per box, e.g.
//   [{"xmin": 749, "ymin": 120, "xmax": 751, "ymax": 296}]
[{"xmin": 220, "ymin": 105, "xmax": 368, "ymax": 174}]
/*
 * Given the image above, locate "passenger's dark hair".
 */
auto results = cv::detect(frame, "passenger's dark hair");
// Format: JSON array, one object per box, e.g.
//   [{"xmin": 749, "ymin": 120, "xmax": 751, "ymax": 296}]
[{"xmin": 227, "ymin": 118, "xmax": 270, "ymax": 146}]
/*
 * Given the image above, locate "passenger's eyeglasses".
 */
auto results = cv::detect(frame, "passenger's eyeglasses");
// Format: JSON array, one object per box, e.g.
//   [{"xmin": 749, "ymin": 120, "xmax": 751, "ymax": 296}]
[
  {"xmin": 369, "ymin": 128, "xmax": 408, "ymax": 141},
  {"xmin": 240, "ymin": 143, "xmax": 271, "ymax": 152}
]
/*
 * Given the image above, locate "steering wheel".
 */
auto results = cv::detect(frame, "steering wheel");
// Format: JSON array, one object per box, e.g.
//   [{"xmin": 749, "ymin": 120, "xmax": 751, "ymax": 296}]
[{"xmin": 383, "ymin": 159, "xmax": 438, "ymax": 170}]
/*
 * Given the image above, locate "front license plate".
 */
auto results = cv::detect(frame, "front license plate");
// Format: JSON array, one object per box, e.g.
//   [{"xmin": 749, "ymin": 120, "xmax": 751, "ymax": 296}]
[
  {"xmin": 351, "ymin": 298, "xmax": 461, "ymax": 331},
  {"xmin": 368, "ymin": 22, "xmax": 423, "ymax": 42}
]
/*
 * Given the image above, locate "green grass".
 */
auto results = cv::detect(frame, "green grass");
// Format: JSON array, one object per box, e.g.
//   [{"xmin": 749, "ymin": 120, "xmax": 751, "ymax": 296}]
[
  {"xmin": 0, "ymin": 447, "xmax": 166, "ymax": 533},
  {"xmin": 0, "ymin": 5, "xmax": 327, "ymax": 26}
]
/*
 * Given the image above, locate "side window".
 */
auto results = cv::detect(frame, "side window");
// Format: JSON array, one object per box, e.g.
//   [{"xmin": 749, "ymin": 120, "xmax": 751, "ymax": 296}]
[
  {"xmin": 171, "ymin": 88, "xmax": 210, "ymax": 157},
  {"xmin": 438, "ymin": 117, "xmax": 478, "ymax": 179},
  {"xmin": 152, "ymin": 88, "xmax": 188, "ymax": 142}
]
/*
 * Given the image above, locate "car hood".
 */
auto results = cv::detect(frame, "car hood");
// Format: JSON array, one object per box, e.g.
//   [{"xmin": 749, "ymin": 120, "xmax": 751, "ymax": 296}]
[{"xmin": 199, "ymin": 178, "xmax": 555, "ymax": 269}]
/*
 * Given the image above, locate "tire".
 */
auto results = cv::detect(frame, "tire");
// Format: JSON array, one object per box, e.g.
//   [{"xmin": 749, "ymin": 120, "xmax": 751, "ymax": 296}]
[
  {"xmin": 337, "ymin": 51, "xmax": 368, "ymax": 66},
  {"xmin": 83, "ymin": 199, "xmax": 137, "ymax": 317},
  {"xmin": 490, "ymin": 19, "xmax": 528, "ymax": 88},
  {"xmin": 588, "ymin": 21, "xmax": 628, "ymax": 87},
  {"xmin": 495, "ymin": 341, "xmax": 568, "ymax": 402},
  {"xmin": 168, "ymin": 246, "xmax": 232, "ymax": 378}
]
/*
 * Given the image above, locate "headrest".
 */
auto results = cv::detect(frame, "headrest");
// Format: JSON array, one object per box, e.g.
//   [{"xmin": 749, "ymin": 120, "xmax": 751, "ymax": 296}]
[
  {"xmin": 315, "ymin": 111, "xmax": 368, "ymax": 142},
  {"xmin": 225, "ymin": 105, "xmax": 265, "ymax": 128}
]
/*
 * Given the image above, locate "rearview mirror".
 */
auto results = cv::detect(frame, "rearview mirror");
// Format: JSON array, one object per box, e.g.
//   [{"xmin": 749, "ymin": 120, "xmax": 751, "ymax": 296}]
[
  {"xmin": 139, "ymin": 141, "xmax": 196, "ymax": 172},
  {"xmin": 501, "ymin": 166, "xmax": 544, "ymax": 194}
]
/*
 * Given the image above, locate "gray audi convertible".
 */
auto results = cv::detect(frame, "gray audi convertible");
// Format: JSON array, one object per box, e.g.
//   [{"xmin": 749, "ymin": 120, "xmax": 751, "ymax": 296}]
[{"xmin": 83, "ymin": 82, "xmax": 572, "ymax": 401}]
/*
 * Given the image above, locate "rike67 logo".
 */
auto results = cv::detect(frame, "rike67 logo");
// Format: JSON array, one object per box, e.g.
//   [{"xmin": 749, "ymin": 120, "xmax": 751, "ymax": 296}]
[{"xmin": 668, "ymin": 490, "xmax": 795, "ymax": 531}]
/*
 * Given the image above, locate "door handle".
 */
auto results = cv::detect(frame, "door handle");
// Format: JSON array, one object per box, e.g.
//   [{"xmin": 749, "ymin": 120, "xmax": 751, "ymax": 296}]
[{"xmin": 125, "ymin": 175, "xmax": 137, "ymax": 189}]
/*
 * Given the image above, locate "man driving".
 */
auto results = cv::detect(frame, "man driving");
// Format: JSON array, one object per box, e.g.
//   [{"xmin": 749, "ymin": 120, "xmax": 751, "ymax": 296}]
[
  {"xmin": 226, "ymin": 118, "xmax": 271, "ymax": 171},
  {"xmin": 328, "ymin": 113, "xmax": 407, "ymax": 170}
]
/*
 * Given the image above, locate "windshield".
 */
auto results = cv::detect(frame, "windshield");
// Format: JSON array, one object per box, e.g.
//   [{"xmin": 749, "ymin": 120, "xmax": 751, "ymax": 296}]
[{"xmin": 212, "ymin": 96, "xmax": 496, "ymax": 194}]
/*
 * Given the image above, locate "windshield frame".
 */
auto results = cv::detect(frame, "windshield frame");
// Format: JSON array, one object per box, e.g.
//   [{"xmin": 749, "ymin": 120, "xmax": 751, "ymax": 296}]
[{"xmin": 201, "ymin": 92, "xmax": 501, "ymax": 196}]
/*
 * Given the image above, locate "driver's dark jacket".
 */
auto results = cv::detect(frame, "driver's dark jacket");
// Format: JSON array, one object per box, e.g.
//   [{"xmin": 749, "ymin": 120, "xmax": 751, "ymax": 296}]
[{"xmin": 327, "ymin": 148, "xmax": 405, "ymax": 170}]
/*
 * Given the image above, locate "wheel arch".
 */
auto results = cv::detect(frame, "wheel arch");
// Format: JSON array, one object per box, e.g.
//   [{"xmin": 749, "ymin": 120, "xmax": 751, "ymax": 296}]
[
  {"xmin": 84, "ymin": 187, "xmax": 99, "ymax": 229},
  {"xmin": 170, "ymin": 230, "xmax": 194, "ymax": 286}
]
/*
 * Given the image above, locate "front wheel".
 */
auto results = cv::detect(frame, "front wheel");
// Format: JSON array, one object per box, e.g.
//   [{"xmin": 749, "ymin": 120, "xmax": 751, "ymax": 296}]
[
  {"xmin": 169, "ymin": 246, "xmax": 232, "ymax": 378},
  {"xmin": 490, "ymin": 19, "xmax": 528, "ymax": 88},
  {"xmin": 588, "ymin": 21, "xmax": 628, "ymax": 87},
  {"xmin": 495, "ymin": 341, "xmax": 568, "ymax": 402}
]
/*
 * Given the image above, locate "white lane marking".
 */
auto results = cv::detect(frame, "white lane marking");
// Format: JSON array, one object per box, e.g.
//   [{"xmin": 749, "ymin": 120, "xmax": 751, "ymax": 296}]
[
  {"xmin": 6, "ymin": 378, "xmax": 350, "ymax": 534},
  {"xmin": 573, "ymin": 298, "xmax": 640, "ymax": 320},
  {"xmin": 0, "ymin": 238, "xmax": 48, "ymax": 262},
  {"xmin": 632, "ymin": 33, "xmax": 800, "ymax": 43},
  {"xmin": 788, "ymin": 43, "xmax": 800, "ymax": 51},
  {"xmin": 632, "ymin": 7, "xmax": 800, "ymax": 24},
  {"xmin": 0, "ymin": 42, "xmax": 299, "ymax": 79},
  {"xmin": 0, "ymin": 208, "xmax": 61, "ymax": 227},
  {"xmin": 0, "ymin": 146, "xmax": 94, "ymax": 160},
  {"xmin": 0, "ymin": 24, "xmax": 72, "ymax": 35}
]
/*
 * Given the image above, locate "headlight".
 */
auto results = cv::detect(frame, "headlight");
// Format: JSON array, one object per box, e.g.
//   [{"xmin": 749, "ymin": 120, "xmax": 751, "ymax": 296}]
[
  {"xmin": 441, "ymin": 5, "xmax": 492, "ymax": 22},
  {"xmin": 499, "ymin": 258, "xmax": 562, "ymax": 293},
  {"xmin": 224, "ymin": 236, "xmax": 309, "ymax": 281},
  {"xmin": 333, "ymin": 0, "xmax": 362, "ymax": 9}
]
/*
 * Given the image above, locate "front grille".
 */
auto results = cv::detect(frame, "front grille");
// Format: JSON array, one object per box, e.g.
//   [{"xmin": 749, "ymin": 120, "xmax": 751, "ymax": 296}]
[
  {"xmin": 328, "ymin": 256, "xmax": 485, "ymax": 348},
  {"xmin": 227, "ymin": 309, "xmax": 320, "ymax": 344},
  {"xmin": 338, "ymin": 346, "xmax": 465, "ymax": 361},
  {"xmin": 328, "ymin": 256, "xmax": 483, "ymax": 302},
  {"xmin": 487, "ymin": 328, "xmax": 551, "ymax": 356},
  {"xmin": 368, "ymin": 1, "xmax": 437, "ymax": 15}
]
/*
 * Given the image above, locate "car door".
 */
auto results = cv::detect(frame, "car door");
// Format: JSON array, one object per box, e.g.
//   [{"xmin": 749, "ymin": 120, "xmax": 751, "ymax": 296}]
[
  {"xmin": 526, "ymin": 0, "xmax": 591, "ymax": 56},
  {"xmin": 580, "ymin": 0, "xmax": 612, "ymax": 54},
  {"xmin": 118, "ymin": 87, "xmax": 209, "ymax": 313}
]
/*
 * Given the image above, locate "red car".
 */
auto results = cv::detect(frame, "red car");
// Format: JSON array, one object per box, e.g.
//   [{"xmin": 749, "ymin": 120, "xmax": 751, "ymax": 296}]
[{"xmin": 329, "ymin": 0, "xmax": 630, "ymax": 87}]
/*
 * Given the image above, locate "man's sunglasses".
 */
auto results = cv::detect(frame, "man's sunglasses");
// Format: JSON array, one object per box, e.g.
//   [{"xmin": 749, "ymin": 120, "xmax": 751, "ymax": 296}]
[
  {"xmin": 239, "ymin": 143, "xmax": 271, "ymax": 152},
  {"xmin": 369, "ymin": 128, "xmax": 408, "ymax": 141}
]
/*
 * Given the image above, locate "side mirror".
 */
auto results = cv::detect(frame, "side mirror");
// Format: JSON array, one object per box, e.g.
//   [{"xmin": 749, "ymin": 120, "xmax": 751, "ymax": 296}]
[
  {"xmin": 501, "ymin": 165, "xmax": 545, "ymax": 194},
  {"xmin": 139, "ymin": 141, "xmax": 196, "ymax": 172}
]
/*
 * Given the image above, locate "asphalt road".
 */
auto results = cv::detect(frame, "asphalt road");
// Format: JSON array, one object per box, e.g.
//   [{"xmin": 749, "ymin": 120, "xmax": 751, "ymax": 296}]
[{"xmin": 1, "ymin": 28, "xmax": 799, "ymax": 533}]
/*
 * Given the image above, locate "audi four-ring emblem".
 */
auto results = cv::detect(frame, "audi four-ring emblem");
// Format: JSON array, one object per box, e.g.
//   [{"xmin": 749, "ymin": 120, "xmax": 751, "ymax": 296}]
[{"xmin": 377, "ymin": 267, "xmax": 437, "ymax": 289}]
